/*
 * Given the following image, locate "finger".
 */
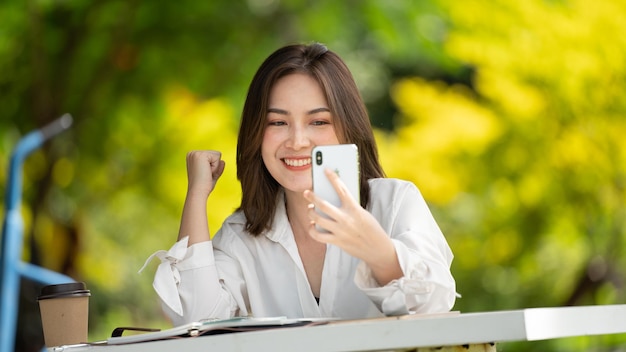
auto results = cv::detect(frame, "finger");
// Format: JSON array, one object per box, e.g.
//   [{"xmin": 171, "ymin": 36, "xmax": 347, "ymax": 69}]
[
  {"xmin": 307, "ymin": 200, "xmax": 349, "ymax": 240},
  {"xmin": 208, "ymin": 151, "xmax": 222, "ymax": 166},
  {"xmin": 186, "ymin": 151, "xmax": 209, "ymax": 175},
  {"xmin": 213, "ymin": 160, "xmax": 226, "ymax": 182},
  {"xmin": 187, "ymin": 150, "xmax": 220, "ymax": 166},
  {"xmin": 324, "ymin": 168, "xmax": 357, "ymax": 207},
  {"xmin": 303, "ymin": 189, "xmax": 326, "ymax": 209},
  {"xmin": 304, "ymin": 190, "xmax": 340, "ymax": 222},
  {"xmin": 304, "ymin": 198, "xmax": 325, "ymax": 223},
  {"xmin": 307, "ymin": 221, "xmax": 337, "ymax": 244}
]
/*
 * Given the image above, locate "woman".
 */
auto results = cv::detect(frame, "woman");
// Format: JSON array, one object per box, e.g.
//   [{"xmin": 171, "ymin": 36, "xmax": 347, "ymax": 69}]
[{"xmin": 144, "ymin": 43, "xmax": 456, "ymax": 326}]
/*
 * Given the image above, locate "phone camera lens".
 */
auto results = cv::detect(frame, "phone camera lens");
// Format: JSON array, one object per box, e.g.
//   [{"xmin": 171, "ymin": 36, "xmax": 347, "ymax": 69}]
[{"xmin": 315, "ymin": 151, "xmax": 322, "ymax": 165}]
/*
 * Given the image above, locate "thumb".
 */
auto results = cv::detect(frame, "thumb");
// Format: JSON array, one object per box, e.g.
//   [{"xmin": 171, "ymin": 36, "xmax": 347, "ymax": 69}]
[{"xmin": 213, "ymin": 160, "xmax": 226, "ymax": 181}]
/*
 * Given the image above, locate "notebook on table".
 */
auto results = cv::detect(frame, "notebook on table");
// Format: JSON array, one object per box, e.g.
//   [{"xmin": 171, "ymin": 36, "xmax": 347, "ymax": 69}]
[{"xmin": 106, "ymin": 316, "xmax": 332, "ymax": 345}]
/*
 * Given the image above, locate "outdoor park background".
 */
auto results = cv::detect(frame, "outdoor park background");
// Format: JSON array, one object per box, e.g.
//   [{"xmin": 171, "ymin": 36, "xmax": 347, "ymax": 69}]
[{"xmin": 1, "ymin": 0, "xmax": 625, "ymax": 351}]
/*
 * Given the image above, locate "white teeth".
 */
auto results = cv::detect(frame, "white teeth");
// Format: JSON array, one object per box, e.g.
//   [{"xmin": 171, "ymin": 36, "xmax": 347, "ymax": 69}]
[{"xmin": 284, "ymin": 158, "xmax": 311, "ymax": 167}]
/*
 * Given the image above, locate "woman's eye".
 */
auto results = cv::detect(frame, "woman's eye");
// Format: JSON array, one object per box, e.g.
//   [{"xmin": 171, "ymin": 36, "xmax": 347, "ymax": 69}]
[
  {"xmin": 268, "ymin": 121, "xmax": 286, "ymax": 126},
  {"xmin": 312, "ymin": 120, "xmax": 330, "ymax": 126}
]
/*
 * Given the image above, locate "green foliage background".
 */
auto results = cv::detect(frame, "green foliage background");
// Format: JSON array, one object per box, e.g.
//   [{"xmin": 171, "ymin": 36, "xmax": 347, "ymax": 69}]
[{"xmin": 1, "ymin": 0, "xmax": 625, "ymax": 351}]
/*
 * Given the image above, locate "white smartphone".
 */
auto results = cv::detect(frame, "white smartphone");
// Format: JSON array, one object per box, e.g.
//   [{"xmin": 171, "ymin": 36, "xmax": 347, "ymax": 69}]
[{"xmin": 311, "ymin": 144, "xmax": 360, "ymax": 231}]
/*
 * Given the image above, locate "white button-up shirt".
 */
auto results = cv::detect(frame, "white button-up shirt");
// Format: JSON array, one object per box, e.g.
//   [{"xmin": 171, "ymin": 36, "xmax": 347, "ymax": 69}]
[{"xmin": 144, "ymin": 178, "xmax": 456, "ymax": 326}]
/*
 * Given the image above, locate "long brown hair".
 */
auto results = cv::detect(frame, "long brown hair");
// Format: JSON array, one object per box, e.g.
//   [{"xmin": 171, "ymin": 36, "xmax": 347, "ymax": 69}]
[{"xmin": 236, "ymin": 43, "xmax": 385, "ymax": 236}]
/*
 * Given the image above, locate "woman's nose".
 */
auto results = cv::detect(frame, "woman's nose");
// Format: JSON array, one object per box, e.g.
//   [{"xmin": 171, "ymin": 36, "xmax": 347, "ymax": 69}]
[{"xmin": 286, "ymin": 125, "xmax": 311, "ymax": 150}]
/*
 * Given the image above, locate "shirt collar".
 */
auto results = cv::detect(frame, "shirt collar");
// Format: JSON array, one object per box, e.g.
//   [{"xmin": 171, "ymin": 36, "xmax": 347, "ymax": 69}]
[{"xmin": 264, "ymin": 190, "xmax": 292, "ymax": 244}]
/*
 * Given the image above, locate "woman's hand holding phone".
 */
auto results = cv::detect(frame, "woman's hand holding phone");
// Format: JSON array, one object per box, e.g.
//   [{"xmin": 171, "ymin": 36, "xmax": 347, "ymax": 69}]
[{"xmin": 304, "ymin": 169, "xmax": 402, "ymax": 286}]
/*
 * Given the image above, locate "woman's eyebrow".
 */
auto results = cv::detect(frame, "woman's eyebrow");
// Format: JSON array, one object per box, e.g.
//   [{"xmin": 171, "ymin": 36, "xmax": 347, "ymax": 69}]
[
  {"xmin": 266, "ymin": 107, "xmax": 330, "ymax": 115},
  {"xmin": 308, "ymin": 107, "xmax": 331, "ymax": 115},
  {"xmin": 267, "ymin": 107, "xmax": 288, "ymax": 115}
]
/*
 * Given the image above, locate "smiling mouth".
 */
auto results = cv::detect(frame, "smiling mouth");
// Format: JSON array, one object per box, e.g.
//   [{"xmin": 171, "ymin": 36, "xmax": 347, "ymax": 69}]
[{"xmin": 283, "ymin": 158, "xmax": 312, "ymax": 167}]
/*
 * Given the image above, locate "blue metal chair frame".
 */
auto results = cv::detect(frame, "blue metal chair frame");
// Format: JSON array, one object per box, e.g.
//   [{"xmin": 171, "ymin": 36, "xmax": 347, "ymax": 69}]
[{"xmin": 1, "ymin": 114, "xmax": 75, "ymax": 352}]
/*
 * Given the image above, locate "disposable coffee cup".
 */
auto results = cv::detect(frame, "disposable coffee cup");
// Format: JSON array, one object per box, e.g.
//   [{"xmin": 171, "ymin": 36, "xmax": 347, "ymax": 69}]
[{"xmin": 38, "ymin": 282, "xmax": 91, "ymax": 347}]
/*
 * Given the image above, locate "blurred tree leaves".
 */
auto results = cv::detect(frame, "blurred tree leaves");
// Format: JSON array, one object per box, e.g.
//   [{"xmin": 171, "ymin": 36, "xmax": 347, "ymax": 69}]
[
  {"xmin": 436, "ymin": 0, "xmax": 626, "ymax": 307},
  {"xmin": 377, "ymin": 0, "xmax": 626, "ymax": 349},
  {"xmin": 1, "ymin": 0, "xmax": 625, "ymax": 351}
]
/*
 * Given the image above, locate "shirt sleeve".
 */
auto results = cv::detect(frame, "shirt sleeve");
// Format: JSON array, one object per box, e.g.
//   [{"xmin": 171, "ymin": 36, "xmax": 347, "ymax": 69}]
[
  {"xmin": 354, "ymin": 181, "xmax": 457, "ymax": 315},
  {"xmin": 141, "ymin": 237, "xmax": 237, "ymax": 326}
]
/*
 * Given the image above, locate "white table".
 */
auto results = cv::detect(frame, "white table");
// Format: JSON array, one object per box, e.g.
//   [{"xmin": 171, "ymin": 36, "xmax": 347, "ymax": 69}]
[{"xmin": 50, "ymin": 304, "xmax": 626, "ymax": 352}]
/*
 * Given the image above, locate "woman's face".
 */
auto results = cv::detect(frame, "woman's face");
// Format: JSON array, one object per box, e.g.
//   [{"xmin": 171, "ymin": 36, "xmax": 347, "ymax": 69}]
[{"xmin": 262, "ymin": 73, "xmax": 340, "ymax": 195}]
